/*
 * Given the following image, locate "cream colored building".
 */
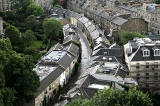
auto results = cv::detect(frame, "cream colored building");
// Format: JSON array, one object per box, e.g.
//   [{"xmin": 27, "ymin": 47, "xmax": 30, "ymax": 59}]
[{"xmin": 124, "ymin": 38, "xmax": 160, "ymax": 93}]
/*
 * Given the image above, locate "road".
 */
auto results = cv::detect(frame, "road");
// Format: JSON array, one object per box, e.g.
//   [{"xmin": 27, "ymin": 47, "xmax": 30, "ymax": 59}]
[{"xmin": 55, "ymin": 27, "xmax": 92, "ymax": 106}]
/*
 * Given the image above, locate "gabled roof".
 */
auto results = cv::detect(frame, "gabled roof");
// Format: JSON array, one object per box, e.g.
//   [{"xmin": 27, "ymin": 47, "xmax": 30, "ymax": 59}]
[
  {"xmin": 57, "ymin": 52, "xmax": 75, "ymax": 69},
  {"xmin": 94, "ymin": 42, "xmax": 110, "ymax": 51},
  {"xmin": 63, "ymin": 43, "xmax": 79, "ymax": 57},
  {"xmin": 63, "ymin": 33, "xmax": 79, "ymax": 44},
  {"xmin": 92, "ymin": 48, "xmax": 123, "ymax": 58},
  {"xmin": 111, "ymin": 17, "xmax": 128, "ymax": 26}
]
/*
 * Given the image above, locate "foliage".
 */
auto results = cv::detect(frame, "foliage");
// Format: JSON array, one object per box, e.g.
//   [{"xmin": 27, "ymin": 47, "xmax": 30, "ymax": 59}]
[
  {"xmin": 22, "ymin": 30, "xmax": 36, "ymax": 47},
  {"xmin": 120, "ymin": 31, "xmax": 146, "ymax": 45},
  {"xmin": 5, "ymin": 25, "xmax": 20, "ymax": 47},
  {"xmin": 26, "ymin": 3, "xmax": 44, "ymax": 16},
  {"xmin": 25, "ymin": 15, "xmax": 39, "ymax": 31},
  {"xmin": 65, "ymin": 99, "xmax": 93, "ymax": 106},
  {"xmin": 155, "ymin": 0, "xmax": 160, "ymax": 4},
  {"xmin": 3, "ymin": 54, "xmax": 40, "ymax": 105},
  {"xmin": 93, "ymin": 88, "xmax": 153, "ymax": 106},
  {"xmin": 10, "ymin": 0, "xmax": 33, "ymax": 14},
  {"xmin": 30, "ymin": 40, "xmax": 43, "ymax": 49},
  {"xmin": 53, "ymin": 0, "xmax": 61, "ymax": 7},
  {"xmin": 0, "ymin": 38, "xmax": 40, "ymax": 106},
  {"xmin": 43, "ymin": 18, "xmax": 62, "ymax": 45}
]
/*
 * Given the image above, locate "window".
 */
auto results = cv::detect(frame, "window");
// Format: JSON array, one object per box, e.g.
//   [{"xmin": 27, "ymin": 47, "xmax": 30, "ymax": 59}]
[
  {"xmin": 146, "ymin": 73, "xmax": 149, "ymax": 76},
  {"xmin": 137, "ymin": 73, "xmax": 140, "ymax": 76},
  {"xmin": 146, "ymin": 77, "xmax": 149, "ymax": 80},
  {"xmin": 143, "ymin": 50, "xmax": 150, "ymax": 57},
  {"xmin": 146, "ymin": 65, "xmax": 149, "ymax": 68},
  {"xmin": 154, "ymin": 62, "xmax": 158, "ymax": 68},
  {"xmin": 154, "ymin": 49, "xmax": 160, "ymax": 56}
]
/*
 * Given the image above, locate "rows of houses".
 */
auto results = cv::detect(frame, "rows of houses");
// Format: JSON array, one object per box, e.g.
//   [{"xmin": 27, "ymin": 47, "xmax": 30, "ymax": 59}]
[
  {"xmin": 67, "ymin": 30, "xmax": 138, "ymax": 99},
  {"xmin": 66, "ymin": 0, "xmax": 160, "ymax": 94},
  {"xmin": 68, "ymin": 0, "xmax": 160, "ymax": 36},
  {"xmin": 67, "ymin": 0, "xmax": 148, "ymax": 41},
  {"xmin": 24, "ymin": 24, "xmax": 80, "ymax": 106}
]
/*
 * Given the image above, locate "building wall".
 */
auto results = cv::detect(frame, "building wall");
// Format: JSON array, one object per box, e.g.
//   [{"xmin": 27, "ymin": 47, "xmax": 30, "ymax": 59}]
[
  {"xmin": 119, "ymin": 18, "xmax": 148, "ymax": 35},
  {"xmin": 35, "ymin": 77, "xmax": 60, "ymax": 106}
]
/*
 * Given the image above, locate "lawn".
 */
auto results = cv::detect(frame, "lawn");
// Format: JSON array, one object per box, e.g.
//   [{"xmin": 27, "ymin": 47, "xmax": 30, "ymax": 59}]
[{"xmin": 30, "ymin": 40, "xmax": 43, "ymax": 49}]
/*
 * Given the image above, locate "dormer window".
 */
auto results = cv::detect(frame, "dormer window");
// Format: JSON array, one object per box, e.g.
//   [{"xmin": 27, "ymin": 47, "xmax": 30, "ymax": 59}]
[
  {"xmin": 143, "ymin": 49, "xmax": 150, "ymax": 57},
  {"xmin": 154, "ymin": 49, "xmax": 160, "ymax": 56}
]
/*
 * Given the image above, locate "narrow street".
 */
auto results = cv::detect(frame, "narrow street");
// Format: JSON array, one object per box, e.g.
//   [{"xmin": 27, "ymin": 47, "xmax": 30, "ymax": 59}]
[{"xmin": 55, "ymin": 27, "xmax": 92, "ymax": 106}]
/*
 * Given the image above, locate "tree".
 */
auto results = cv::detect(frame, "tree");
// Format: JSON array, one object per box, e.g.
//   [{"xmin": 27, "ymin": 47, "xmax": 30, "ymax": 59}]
[
  {"xmin": 10, "ymin": 0, "xmax": 32, "ymax": 14},
  {"xmin": 53, "ymin": 0, "xmax": 61, "ymax": 7},
  {"xmin": 26, "ymin": 3, "xmax": 44, "ymax": 16},
  {"xmin": 120, "ymin": 31, "xmax": 146, "ymax": 45},
  {"xmin": 5, "ymin": 25, "xmax": 20, "ymax": 47},
  {"xmin": 43, "ymin": 18, "xmax": 62, "ymax": 45},
  {"xmin": 93, "ymin": 89, "xmax": 153, "ymax": 106},
  {"xmin": 155, "ymin": 0, "xmax": 160, "ymax": 4},
  {"xmin": 25, "ymin": 15, "xmax": 39, "ymax": 31},
  {"xmin": 22, "ymin": 30, "xmax": 36, "ymax": 47},
  {"xmin": 3, "ymin": 54, "xmax": 40, "ymax": 105},
  {"xmin": 66, "ymin": 99, "xmax": 93, "ymax": 106}
]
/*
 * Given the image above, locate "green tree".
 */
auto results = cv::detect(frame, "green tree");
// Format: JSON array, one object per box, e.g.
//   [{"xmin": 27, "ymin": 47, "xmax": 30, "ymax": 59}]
[
  {"xmin": 25, "ymin": 15, "xmax": 39, "ymax": 31},
  {"xmin": 53, "ymin": 0, "xmax": 61, "ymax": 7},
  {"xmin": 5, "ymin": 25, "xmax": 20, "ymax": 47},
  {"xmin": 22, "ymin": 30, "xmax": 36, "ymax": 47},
  {"xmin": 155, "ymin": 0, "xmax": 160, "ymax": 4},
  {"xmin": 93, "ymin": 89, "xmax": 153, "ymax": 106},
  {"xmin": 120, "ymin": 31, "xmax": 146, "ymax": 45},
  {"xmin": 26, "ymin": 3, "xmax": 44, "ymax": 16},
  {"xmin": 43, "ymin": 18, "xmax": 62, "ymax": 45},
  {"xmin": 3, "ymin": 54, "xmax": 40, "ymax": 105},
  {"xmin": 66, "ymin": 99, "xmax": 93, "ymax": 106}
]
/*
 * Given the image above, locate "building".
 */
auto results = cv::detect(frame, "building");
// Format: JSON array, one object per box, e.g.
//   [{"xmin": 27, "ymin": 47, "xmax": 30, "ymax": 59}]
[
  {"xmin": 24, "ymin": 24, "xmax": 80, "ymax": 106},
  {"xmin": 124, "ymin": 38, "xmax": 160, "ymax": 93},
  {"xmin": 0, "ymin": 0, "xmax": 11, "ymax": 11}
]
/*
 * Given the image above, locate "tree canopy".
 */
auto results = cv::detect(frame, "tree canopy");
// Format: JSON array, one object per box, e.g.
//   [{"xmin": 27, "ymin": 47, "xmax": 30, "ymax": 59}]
[
  {"xmin": 120, "ymin": 31, "xmax": 146, "ymax": 45},
  {"xmin": 43, "ymin": 18, "xmax": 62, "ymax": 45},
  {"xmin": 26, "ymin": 3, "xmax": 44, "ymax": 16},
  {"xmin": 5, "ymin": 25, "xmax": 20, "ymax": 47},
  {"xmin": 0, "ymin": 38, "xmax": 40, "ymax": 106},
  {"xmin": 66, "ymin": 89, "xmax": 153, "ymax": 106}
]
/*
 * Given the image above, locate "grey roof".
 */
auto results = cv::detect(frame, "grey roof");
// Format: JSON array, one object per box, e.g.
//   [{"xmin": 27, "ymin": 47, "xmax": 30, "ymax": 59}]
[
  {"xmin": 57, "ymin": 52, "xmax": 75, "ymax": 69},
  {"xmin": 92, "ymin": 48, "xmax": 123, "ymax": 58},
  {"xmin": 63, "ymin": 43, "xmax": 79, "ymax": 57},
  {"xmin": 93, "ymin": 56, "xmax": 118, "ymax": 62},
  {"xmin": 48, "ymin": 43, "xmax": 63, "ymax": 52},
  {"xmin": 131, "ymin": 45, "xmax": 160, "ymax": 61},
  {"xmin": 111, "ymin": 17, "xmax": 128, "ymax": 26},
  {"xmin": 90, "ymin": 30, "xmax": 99, "ymax": 39},
  {"xmin": 92, "ymin": 74, "xmax": 118, "ymax": 82},
  {"xmin": 87, "ymin": 24, "xmax": 96, "ymax": 33},
  {"xmin": 36, "ymin": 66, "xmax": 64, "ymax": 96},
  {"xmin": 94, "ymin": 42, "xmax": 110, "ymax": 51},
  {"xmin": 63, "ymin": 34, "xmax": 79, "ymax": 45}
]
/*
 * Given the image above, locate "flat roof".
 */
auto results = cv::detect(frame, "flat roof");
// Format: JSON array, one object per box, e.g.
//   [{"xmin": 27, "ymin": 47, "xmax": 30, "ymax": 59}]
[
  {"xmin": 88, "ymin": 84, "xmax": 110, "ymax": 89},
  {"xmin": 33, "ymin": 65, "xmax": 57, "ymax": 81},
  {"xmin": 42, "ymin": 51, "xmax": 67, "ymax": 62}
]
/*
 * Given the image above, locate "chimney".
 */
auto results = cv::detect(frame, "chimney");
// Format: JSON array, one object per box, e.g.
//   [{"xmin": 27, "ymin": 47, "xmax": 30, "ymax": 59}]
[{"xmin": 155, "ymin": 4, "xmax": 160, "ymax": 13}]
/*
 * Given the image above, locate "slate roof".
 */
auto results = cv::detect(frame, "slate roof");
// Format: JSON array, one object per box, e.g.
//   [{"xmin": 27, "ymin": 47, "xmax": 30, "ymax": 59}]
[
  {"xmin": 93, "ymin": 42, "xmax": 110, "ymax": 51},
  {"xmin": 48, "ymin": 43, "xmax": 63, "ymax": 52},
  {"xmin": 92, "ymin": 48, "xmax": 123, "ymax": 58},
  {"xmin": 35, "ymin": 66, "xmax": 64, "ymax": 96},
  {"xmin": 63, "ymin": 43, "xmax": 79, "ymax": 57},
  {"xmin": 131, "ymin": 45, "xmax": 160, "ymax": 61},
  {"xmin": 57, "ymin": 52, "xmax": 75, "ymax": 69},
  {"xmin": 90, "ymin": 30, "xmax": 99, "ymax": 39},
  {"xmin": 63, "ymin": 34, "xmax": 79, "ymax": 45},
  {"xmin": 111, "ymin": 17, "xmax": 128, "ymax": 26}
]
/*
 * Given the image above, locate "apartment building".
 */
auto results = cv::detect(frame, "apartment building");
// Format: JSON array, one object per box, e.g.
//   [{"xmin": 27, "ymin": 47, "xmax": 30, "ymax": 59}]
[{"xmin": 124, "ymin": 38, "xmax": 160, "ymax": 93}]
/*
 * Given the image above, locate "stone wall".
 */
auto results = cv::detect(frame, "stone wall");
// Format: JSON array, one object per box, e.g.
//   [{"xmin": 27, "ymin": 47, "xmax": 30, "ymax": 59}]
[{"xmin": 119, "ymin": 18, "xmax": 148, "ymax": 35}]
